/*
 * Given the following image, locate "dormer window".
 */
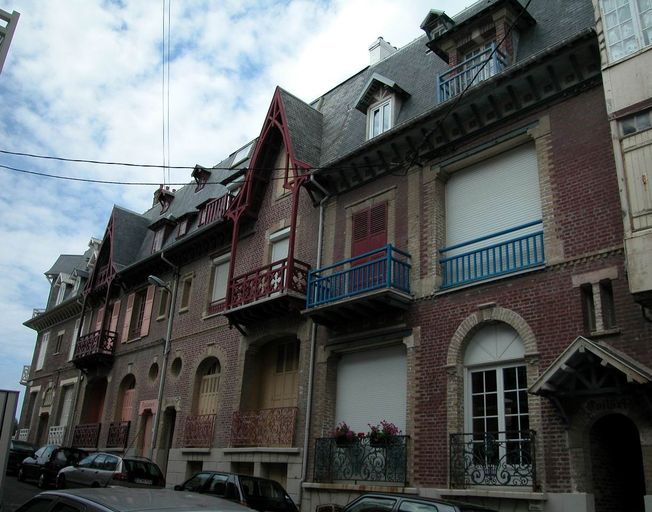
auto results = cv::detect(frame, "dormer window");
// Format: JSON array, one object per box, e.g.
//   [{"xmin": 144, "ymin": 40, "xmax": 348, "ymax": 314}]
[
  {"xmin": 192, "ymin": 165, "xmax": 211, "ymax": 192},
  {"xmin": 369, "ymin": 99, "xmax": 392, "ymax": 138},
  {"xmin": 154, "ymin": 185, "xmax": 175, "ymax": 213},
  {"xmin": 55, "ymin": 281, "xmax": 67, "ymax": 305},
  {"xmin": 152, "ymin": 227, "xmax": 165, "ymax": 252},
  {"xmin": 231, "ymin": 141, "xmax": 254, "ymax": 168},
  {"xmin": 177, "ymin": 218, "xmax": 189, "ymax": 238}
]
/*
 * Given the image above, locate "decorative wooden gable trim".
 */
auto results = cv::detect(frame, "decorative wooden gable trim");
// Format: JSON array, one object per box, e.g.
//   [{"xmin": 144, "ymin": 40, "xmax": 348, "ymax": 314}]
[
  {"xmin": 530, "ymin": 336, "xmax": 652, "ymax": 398},
  {"xmin": 83, "ymin": 213, "xmax": 117, "ymax": 296}
]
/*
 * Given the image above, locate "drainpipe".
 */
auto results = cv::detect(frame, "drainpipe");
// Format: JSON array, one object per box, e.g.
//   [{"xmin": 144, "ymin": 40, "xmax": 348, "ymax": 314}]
[
  {"xmin": 148, "ymin": 251, "xmax": 179, "ymax": 461},
  {"xmin": 299, "ymin": 175, "xmax": 330, "ymax": 505}
]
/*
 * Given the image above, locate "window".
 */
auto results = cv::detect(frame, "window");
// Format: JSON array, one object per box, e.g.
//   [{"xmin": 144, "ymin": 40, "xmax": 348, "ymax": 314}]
[
  {"xmin": 152, "ymin": 227, "xmax": 165, "ymax": 253},
  {"xmin": 54, "ymin": 330, "xmax": 65, "ymax": 354},
  {"xmin": 368, "ymin": 99, "xmax": 392, "ymax": 138},
  {"xmin": 35, "ymin": 332, "xmax": 49, "ymax": 371},
  {"xmin": 197, "ymin": 360, "xmax": 220, "ymax": 415},
  {"xmin": 55, "ymin": 282, "xmax": 67, "ymax": 305},
  {"xmin": 42, "ymin": 387, "xmax": 54, "ymax": 407},
  {"xmin": 601, "ymin": 280, "xmax": 617, "ymax": 329},
  {"xmin": 177, "ymin": 218, "xmax": 189, "ymax": 238},
  {"xmin": 15, "ymin": 497, "xmax": 54, "ymax": 512},
  {"xmin": 231, "ymin": 141, "xmax": 254, "ymax": 167},
  {"xmin": 462, "ymin": 41, "xmax": 496, "ymax": 84},
  {"xmin": 270, "ymin": 227, "xmax": 290, "ymax": 264},
  {"xmin": 208, "ymin": 257, "xmax": 230, "ymax": 314},
  {"xmin": 157, "ymin": 287, "xmax": 170, "ymax": 320},
  {"xmin": 601, "ymin": 0, "xmax": 652, "ymax": 61},
  {"xmin": 58, "ymin": 385, "xmax": 74, "ymax": 427},
  {"xmin": 581, "ymin": 279, "xmax": 617, "ymax": 332},
  {"xmin": 581, "ymin": 283, "xmax": 597, "ymax": 332},
  {"xmin": 621, "ymin": 109, "xmax": 652, "ymax": 136},
  {"xmin": 347, "ymin": 497, "xmax": 397, "ymax": 512},
  {"xmin": 122, "ymin": 286, "xmax": 155, "ymax": 341},
  {"xmin": 180, "ymin": 275, "xmax": 193, "ymax": 311}
]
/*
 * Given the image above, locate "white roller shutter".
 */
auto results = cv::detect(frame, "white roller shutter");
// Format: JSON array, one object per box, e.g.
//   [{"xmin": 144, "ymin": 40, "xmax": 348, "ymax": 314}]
[
  {"xmin": 335, "ymin": 344, "xmax": 406, "ymax": 433},
  {"xmin": 445, "ymin": 143, "xmax": 541, "ymax": 252}
]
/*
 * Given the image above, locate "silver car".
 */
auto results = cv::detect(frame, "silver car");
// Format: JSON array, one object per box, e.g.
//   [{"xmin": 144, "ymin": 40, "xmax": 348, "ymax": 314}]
[
  {"xmin": 16, "ymin": 488, "xmax": 254, "ymax": 512},
  {"xmin": 57, "ymin": 452, "xmax": 165, "ymax": 488}
]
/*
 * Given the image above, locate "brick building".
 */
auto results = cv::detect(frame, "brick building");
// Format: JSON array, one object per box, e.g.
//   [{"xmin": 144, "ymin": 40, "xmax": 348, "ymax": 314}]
[{"xmin": 19, "ymin": 1, "xmax": 652, "ymax": 511}]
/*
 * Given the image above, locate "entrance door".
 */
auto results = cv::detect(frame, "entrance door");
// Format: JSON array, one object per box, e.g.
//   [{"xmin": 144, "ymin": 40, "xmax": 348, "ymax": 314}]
[
  {"xmin": 590, "ymin": 414, "xmax": 645, "ymax": 512},
  {"xmin": 139, "ymin": 412, "xmax": 153, "ymax": 457}
]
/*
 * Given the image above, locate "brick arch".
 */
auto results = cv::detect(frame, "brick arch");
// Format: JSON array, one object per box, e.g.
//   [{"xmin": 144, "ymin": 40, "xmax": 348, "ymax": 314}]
[{"xmin": 446, "ymin": 306, "xmax": 538, "ymax": 367}]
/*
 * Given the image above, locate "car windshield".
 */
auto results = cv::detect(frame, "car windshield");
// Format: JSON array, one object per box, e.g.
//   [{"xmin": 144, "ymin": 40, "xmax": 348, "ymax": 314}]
[{"xmin": 124, "ymin": 460, "xmax": 163, "ymax": 479}]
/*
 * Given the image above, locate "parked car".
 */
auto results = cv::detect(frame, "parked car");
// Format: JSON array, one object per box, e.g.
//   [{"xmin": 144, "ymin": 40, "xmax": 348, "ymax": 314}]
[
  {"xmin": 57, "ymin": 452, "xmax": 165, "ymax": 489},
  {"xmin": 175, "ymin": 471, "xmax": 298, "ymax": 512},
  {"xmin": 331, "ymin": 493, "xmax": 498, "ymax": 512},
  {"xmin": 18, "ymin": 445, "xmax": 87, "ymax": 488},
  {"xmin": 15, "ymin": 487, "xmax": 254, "ymax": 512},
  {"xmin": 6, "ymin": 440, "xmax": 37, "ymax": 474}
]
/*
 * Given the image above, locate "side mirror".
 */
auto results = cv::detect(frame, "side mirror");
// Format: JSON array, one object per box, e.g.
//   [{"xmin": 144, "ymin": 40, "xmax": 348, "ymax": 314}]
[{"xmin": 174, "ymin": 485, "xmax": 183, "ymax": 491}]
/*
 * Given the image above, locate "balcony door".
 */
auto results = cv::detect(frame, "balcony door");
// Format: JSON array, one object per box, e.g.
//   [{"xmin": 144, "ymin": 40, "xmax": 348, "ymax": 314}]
[
  {"xmin": 259, "ymin": 339, "xmax": 299, "ymax": 409},
  {"xmin": 269, "ymin": 228, "xmax": 290, "ymax": 293},
  {"xmin": 197, "ymin": 361, "xmax": 220, "ymax": 416},
  {"xmin": 350, "ymin": 203, "xmax": 387, "ymax": 292}
]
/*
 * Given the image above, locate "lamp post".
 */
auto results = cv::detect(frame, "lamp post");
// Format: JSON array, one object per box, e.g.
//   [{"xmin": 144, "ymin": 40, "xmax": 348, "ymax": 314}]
[{"xmin": 147, "ymin": 273, "xmax": 178, "ymax": 461}]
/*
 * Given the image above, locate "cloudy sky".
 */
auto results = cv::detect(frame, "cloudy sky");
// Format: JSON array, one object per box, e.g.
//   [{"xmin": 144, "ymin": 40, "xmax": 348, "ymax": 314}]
[{"xmin": 0, "ymin": 0, "xmax": 472, "ymax": 412}]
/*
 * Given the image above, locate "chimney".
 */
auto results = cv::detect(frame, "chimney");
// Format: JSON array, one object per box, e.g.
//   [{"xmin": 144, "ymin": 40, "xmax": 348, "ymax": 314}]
[{"xmin": 369, "ymin": 37, "xmax": 397, "ymax": 65}]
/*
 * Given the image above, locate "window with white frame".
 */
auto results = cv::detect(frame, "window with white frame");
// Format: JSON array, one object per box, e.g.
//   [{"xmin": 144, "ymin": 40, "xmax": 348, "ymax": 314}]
[
  {"xmin": 208, "ymin": 256, "xmax": 230, "ymax": 312},
  {"xmin": 368, "ymin": 99, "xmax": 392, "ymax": 139},
  {"xmin": 35, "ymin": 332, "xmax": 49, "ymax": 371},
  {"xmin": 55, "ymin": 281, "xmax": 67, "ymax": 305},
  {"xmin": 463, "ymin": 324, "xmax": 530, "ymax": 476},
  {"xmin": 57, "ymin": 385, "xmax": 74, "ymax": 426},
  {"xmin": 600, "ymin": 0, "xmax": 652, "ymax": 62}
]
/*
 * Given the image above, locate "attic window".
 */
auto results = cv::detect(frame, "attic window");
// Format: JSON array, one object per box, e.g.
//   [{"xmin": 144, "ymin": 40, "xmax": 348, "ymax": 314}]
[
  {"xmin": 231, "ymin": 142, "xmax": 254, "ymax": 168},
  {"xmin": 192, "ymin": 165, "xmax": 211, "ymax": 192},
  {"xmin": 152, "ymin": 227, "xmax": 165, "ymax": 253},
  {"xmin": 369, "ymin": 99, "xmax": 392, "ymax": 138}
]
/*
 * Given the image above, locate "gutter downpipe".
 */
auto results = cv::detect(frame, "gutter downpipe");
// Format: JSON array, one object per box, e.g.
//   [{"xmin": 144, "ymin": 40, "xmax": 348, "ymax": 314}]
[
  {"xmin": 148, "ymin": 251, "xmax": 179, "ymax": 461},
  {"xmin": 299, "ymin": 175, "xmax": 330, "ymax": 506}
]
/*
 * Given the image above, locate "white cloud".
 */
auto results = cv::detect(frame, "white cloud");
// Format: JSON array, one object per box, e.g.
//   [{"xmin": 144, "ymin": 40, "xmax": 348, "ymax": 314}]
[{"xmin": 0, "ymin": 0, "xmax": 473, "ymax": 409}]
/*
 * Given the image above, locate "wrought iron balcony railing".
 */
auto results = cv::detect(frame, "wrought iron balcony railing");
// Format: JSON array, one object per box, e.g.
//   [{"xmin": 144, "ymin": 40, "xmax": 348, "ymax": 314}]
[
  {"xmin": 228, "ymin": 258, "xmax": 310, "ymax": 309},
  {"xmin": 106, "ymin": 421, "xmax": 130, "ymax": 448},
  {"xmin": 307, "ymin": 245, "xmax": 411, "ymax": 308},
  {"xmin": 47, "ymin": 425, "xmax": 66, "ymax": 445},
  {"xmin": 438, "ymin": 43, "xmax": 507, "ymax": 102},
  {"xmin": 230, "ymin": 407, "xmax": 298, "ymax": 447},
  {"xmin": 183, "ymin": 414, "xmax": 216, "ymax": 448},
  {"xmin": 439, "ymin": 221, "xmax": 544, "ymax": 289},
  {"xmin": 72, "ymin": 329, "xmax": 117, "ymax": 362},
  {"xmin": 72, "ymin": 423, "xmax": 101, "ymax": 448},
  {"xmin": 314, "ymin": 436, "xmax": 409, "ymax": 484},
  {"xmin": 450, "ymin": 430, "xmax": 537, "ymax": 489},
  {"xmin": 199, "ymin": 194, "xmax": 233, "ymax": 226}
]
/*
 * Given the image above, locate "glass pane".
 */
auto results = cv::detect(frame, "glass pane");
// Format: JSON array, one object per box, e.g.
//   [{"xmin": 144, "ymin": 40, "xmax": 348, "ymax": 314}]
[
  {"xmin": 486, "ymin": 417, "xmax": 499, "ymax": 433},
  {"xmin": 624, "ymin": 36, "xmax": 639, "ymax": 54},
  {"xmin": 382, "ymin": 103, "xmax": 391, "ymax": 132},
  {"xmin": 372, "ymin": 109, "xmax": 381, "ymax": 137},
  {"xmin": 485, "ymin": 392, "xmax": 498, "ymax": 415},
  {"xmin": 503, "ymin": 367, "xmax": 516, "ymax": 390},
  {"xmin": 473, "ymin": 418, "xmax": 485, "ymax": 434},
  {"xmin": 485, "ymin": 370, "xmax": 497, "ymax": 392},
  {"xmin": 348, "ymin": 497, "xmax": 397, "ymax": 512},
  {"xmin": 504, "ymin": 414, "xmax": 517, "ymax": 432},
  {"xmin": 399, "ymin": 502, "xmax": 439, "ymax": 512},
  {"xmin": 17, "ymin": 498, "xmax": 54, "ymax": 512},
  {"xmin": 517, "ymin": 366, "xmax": 527, "ymax": 386},
  {"xmin": 521, "ymin": 414, "xmax": 530, "ymax": 432},
  {"xmin": 471, "ymin": 371, "xmax": 484, "ymax": 392},
  {"xmin": 472, "ymin": 395, "xmax": 485, "ymax": 417},
  {"xmin": 518, "ymin": 391, "xmax": 529, "ymax": 414},
  {"xmin": 504, "ymin": 391, "xmax": 518, "ymax": 415},
  {"xmin": 618, "ymin": 3, "xmax": 632, "ymax": 20}
]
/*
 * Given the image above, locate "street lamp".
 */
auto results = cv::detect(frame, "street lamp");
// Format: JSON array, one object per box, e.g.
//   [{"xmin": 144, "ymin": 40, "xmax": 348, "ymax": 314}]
[{"xmin": 147, "ymin": 273, "xmax": 178, "ymax": 460}]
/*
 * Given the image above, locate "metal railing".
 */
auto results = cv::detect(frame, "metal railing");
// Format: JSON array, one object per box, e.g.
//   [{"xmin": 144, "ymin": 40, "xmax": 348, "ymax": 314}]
[
  {"xmin": 199, "ymin": 194, "xmax": 233, "ymax": 226},
  {"xmin": 72, "ymin": 329, "xmax": 117, "ymax": 362},
  {"xmin": 307, "ymin": 245, "xmax": 411, "ymax": 308},
  {"xmin": 438, "ymin": 43, "xmax": 506, "ymax": 102},
  {"xmin": 228, "ymin": 258, "xmax": 310, "ymax": 309},
  {"xmin": 314, "ymin": 435, "xmax": 409, "ymax": 484},
  {"xmin": 106, "ymin": 421, "xmax": 130, "ymax": 449},
  {"xmin": 47, "ymin": 425, "xmax": 66, "ymax": 445},
  {"xmin": 439, "ymin": 221, "xmax": 544, "ymax": 289},
  {"xmin": 449, "ymin": 430, "xmax": 537, "ymax": 488},
  {"xmin": 183, "ymin": 414, "xmax": 216, "ymax": 448},
  {"xmin": 17, "ymin": 428, "xmax": 29, "ymax": 441},
  {"xmin": 72, "ymin": 423, "xmax": 101, "ymax": 448},
  {"xmin": 230, "ymin": 407, "xmax": 298, "ymax": 447}
]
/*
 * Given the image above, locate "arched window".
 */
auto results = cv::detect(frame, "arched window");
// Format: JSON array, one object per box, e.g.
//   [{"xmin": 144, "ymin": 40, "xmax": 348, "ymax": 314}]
[{"xmin": 196, "ymin": 359, "xmax": 221, "ymax": 416}]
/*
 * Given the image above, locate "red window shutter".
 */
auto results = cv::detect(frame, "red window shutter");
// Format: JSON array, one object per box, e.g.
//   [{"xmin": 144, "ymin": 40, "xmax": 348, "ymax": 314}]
[
  {"xmin": 109, "ymin": 300, "xmax": 121, "ymax": 333},
  {"xmin": 122, "ymin": 293, "xmax": 135, "ymax": 343},
  {"xmin": 351, "ymin": 203, "xmax": 387, "ymax": 257},
  {"xmin": 140, "ymin": 285, "xmax": 156, "ymax": 337}
]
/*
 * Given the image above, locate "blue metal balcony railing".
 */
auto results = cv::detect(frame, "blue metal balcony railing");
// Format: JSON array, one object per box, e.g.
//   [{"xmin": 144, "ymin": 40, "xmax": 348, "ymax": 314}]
[
  {"xmin": 438, "ymin": 43, "xmax": 506, "ymax": 102},
  {"xmin": 439, "ymin": 221, "xmax": 544, "ymax": 289},
  {"xmin": 306, "ymin": 245, "xmax": 411, "ymax": 308}
]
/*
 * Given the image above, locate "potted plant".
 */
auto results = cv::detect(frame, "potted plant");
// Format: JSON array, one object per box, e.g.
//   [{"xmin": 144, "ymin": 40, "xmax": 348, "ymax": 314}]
[
  {"xmin": 333, "ymin": 422, "xmax": 357, "ymax": 446},
  {"xmin": 368, "ymin": 420, "xmax": 401, "ymax": 447}
]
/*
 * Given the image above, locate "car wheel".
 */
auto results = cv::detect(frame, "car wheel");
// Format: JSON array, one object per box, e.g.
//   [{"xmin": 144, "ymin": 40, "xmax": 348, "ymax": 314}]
[
  {"xmin": 37, "ymin": 472, "xmax": 47, "ymax": 489},
  {"xmin": 56, "ymin": 474, "xmax": 66, "ymax": 489},
  {"xmin": 17, "ymin": 467, "xmax": 25, "ymax": 482}
]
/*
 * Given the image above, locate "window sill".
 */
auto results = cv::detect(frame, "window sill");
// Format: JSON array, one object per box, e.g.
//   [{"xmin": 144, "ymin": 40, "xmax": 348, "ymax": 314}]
[
  {"xmin": 178, "ymin": 308, "xmax": 189, "ymax": 315},
  {"xmin": 588, "ymin": 327, "xmax": 621, "ymax": 338},
  {"xmin": 435, "ymin": 265, "xmax": 545, "ymax": 296},
  {"xmin": 126, "ymin": 336, "xmax": 142, "ymax": 344},
  {"xmin": 601, "ymin": 43, "xmax": 652, "ymax": 72},
  {"xmin": 202, "ymin": 311, "xmax": 227, "ymax": 322},
  {"xmin": 156, "ymin": 315, "xmax": 167, "ymax": 322}
]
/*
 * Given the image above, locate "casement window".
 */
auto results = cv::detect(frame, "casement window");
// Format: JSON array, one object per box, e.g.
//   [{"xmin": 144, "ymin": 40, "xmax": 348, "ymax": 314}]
[
  {"xmin": 152, "ymin": 227, "xmax": 165, "ymax": 253},
  {"xmin": 270, "ymin": 227, "xmax": 290, "ymax": 264},
  {"xmin": 177, "ymin": 218, "xmax": 189, "ymax": 238},
  {"xmin": 441, "ymin": 143, "xmax": 543, "ymax": 288},
  {"xmin": 464, "ymin": 324, "xmax": 530, "ymax": 471},
  {"xmin": 54, "ymin": 330, "xmax": 65, "ymax": 354},
  {"xmin": 335, "ymin": 344, "xmax": 407, "ymax": 433},
  {"xmin": 462, "ymin": 42, "xmax": 496, "ymax": 84},
  {"xmin": 156, "ymin": 287, "xmax": 170, "ymax": 320},
  {"xmin": 208, "ymin": 256, "xmax": 230, "ymax": 313},
  {"xmin": 68, "ymin": 319, "xmax": 80, "ymax": 361},
  {"xmin": 122, "ymin": 286, "xmax": 155, "ymax": 341},
  {"xmin": 621, "ymin": 109, "xmax": 652, "ymax": 136},
  {"xmin": 197, "ymin": 360, "xmax": 221, "ymax": 416},
  {"xmin": 600, "ymin": 0, "xmax": 652, "ymax": 61},
  {"xmin": 35, "ymin": 332, "xmax": 49, "ymax": 371},
  {"xmin": 368, "ymin": 99, "xmax": 392, "ymax": 138},
  {"xmin": 55, "ymin": 282, "xmax": 67, "ymax": 306},
  {"xmin": 57, "ymin": 385, "xmax": 74, "ymax": 427},
  {"xmin": 581, "ymin": 279, "xmax": 617, "ymax": 333},
  {"xmin": 180, "ymin": 275, "xmax": 193, "ymax": 311}
]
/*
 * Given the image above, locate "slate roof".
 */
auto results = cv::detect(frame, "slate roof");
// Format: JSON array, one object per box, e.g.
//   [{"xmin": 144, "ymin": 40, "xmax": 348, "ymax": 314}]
[
  {"xmin": 45, "ymin": 255, "xmax": 87, "ymax": 277},
  {"xmin": 279, "ymin": 88, "xmax": 322, "ymax": 168}
]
